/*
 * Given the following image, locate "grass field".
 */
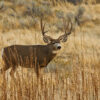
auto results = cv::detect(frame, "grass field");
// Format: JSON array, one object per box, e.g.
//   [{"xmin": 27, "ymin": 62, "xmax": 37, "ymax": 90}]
[{"xmin": 0, "ymin": 0, "xmax": 100, "ymax": 100}]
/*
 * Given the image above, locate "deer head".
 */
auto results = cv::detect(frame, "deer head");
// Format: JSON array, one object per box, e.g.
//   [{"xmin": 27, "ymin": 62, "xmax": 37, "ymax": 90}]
[{"xmin": 40, "ymin": 18, "xmax": 73, "ymax": 51}]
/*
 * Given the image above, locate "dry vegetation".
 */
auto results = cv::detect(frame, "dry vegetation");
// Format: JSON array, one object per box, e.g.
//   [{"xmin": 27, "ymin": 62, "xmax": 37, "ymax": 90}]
[{"xmin": 0, "ymin": 0, "xmax": 100, "ymax": 100}]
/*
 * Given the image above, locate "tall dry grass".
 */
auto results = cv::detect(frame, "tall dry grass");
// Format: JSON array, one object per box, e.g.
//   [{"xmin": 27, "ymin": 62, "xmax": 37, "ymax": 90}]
[{"xmin": 0, "ymin": 0, "xmax": 100, "ymax": 100}]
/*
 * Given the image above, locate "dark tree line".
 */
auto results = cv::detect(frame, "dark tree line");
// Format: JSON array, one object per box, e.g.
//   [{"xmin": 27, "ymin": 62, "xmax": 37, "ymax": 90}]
[{"xmin": 67, "ymin": 0, "xmax": 83, "ymax": 5}]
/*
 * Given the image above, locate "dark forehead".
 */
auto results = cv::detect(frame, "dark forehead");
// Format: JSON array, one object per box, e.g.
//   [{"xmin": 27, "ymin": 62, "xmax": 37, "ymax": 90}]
[{"xmin": 51, "ymin": 39, "xmax": 60, "ymax": 43}]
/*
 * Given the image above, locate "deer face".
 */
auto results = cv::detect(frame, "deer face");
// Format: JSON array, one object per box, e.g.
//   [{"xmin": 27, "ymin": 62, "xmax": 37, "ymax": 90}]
[
  {"xmin": 48, "ymin": 39, "xmax": 61, "ymax": 51},
  {"xmin": 53, "ymin": 42, "xmax": 61, "ymax": 50}
]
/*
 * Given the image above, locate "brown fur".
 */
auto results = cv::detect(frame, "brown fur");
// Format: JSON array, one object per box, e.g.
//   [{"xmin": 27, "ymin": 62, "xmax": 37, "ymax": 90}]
[{"xmin": 1, "ymin": 44, "xmax": 56, "ymax": 77}]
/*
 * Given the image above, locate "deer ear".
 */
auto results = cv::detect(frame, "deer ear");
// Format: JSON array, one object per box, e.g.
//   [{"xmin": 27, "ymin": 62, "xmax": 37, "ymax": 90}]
[
  {"xmin": 43, "ymin": 35, "xmax": 53, "ymax": 43},
  {"xmin": 58, "ymin": 34, "xmax": 68, "ymax": 42},
  {"xmin": 43, "ymin": 37, "xmax": 50, "ymax": 43},
  {"xmin": 61, "ymin": 38, "xmax": 67, "ymax": 42}
]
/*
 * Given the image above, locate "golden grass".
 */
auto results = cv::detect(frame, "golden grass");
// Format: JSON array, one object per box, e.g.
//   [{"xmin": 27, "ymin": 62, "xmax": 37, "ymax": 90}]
[{"xmin": 0, "ymin": 1, "xmax": 100, "ymax": 100}]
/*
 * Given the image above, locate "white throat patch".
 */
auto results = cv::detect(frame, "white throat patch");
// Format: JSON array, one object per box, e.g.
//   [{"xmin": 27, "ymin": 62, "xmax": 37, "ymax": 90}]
[{"xmin": 52, "ymin": 50, "xmax": 60, "ymax": 54}]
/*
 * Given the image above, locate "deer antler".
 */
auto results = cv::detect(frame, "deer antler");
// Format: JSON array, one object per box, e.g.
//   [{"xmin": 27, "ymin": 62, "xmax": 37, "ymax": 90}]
[
  {"xmin": 40, "ymin": 18, "xmax": 48, "ymax": 36},
  {"xmin": 40, "ymin": 18, "xmax": 54, "ymax": 43},
  {"xmin": 58, "ymin": 20, "xmax": 73, "ymax": 42}
]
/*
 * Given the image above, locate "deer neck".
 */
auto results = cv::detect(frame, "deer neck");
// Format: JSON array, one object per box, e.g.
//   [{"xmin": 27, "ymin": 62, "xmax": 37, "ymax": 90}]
[{"xmin": 47, "ymin": 44, "xmax": 57, "ymax": 56}]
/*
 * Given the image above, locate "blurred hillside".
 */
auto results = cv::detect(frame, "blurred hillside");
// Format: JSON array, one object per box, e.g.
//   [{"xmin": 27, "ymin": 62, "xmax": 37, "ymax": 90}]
[{"xmin": 0, "ymin": 0, "xmax": 99, "ymax": 32}]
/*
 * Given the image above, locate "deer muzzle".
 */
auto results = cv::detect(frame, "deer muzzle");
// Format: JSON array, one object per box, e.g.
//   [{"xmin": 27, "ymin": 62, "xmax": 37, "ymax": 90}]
[{"xmin": 54, "ymin": 43, "xmax": 61, "ymax": 50}]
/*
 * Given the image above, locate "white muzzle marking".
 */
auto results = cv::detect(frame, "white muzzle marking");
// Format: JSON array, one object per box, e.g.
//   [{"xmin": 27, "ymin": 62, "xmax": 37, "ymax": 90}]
[{"xmin": 54, "ymin": 43, "xmax": 61, "ymax": 49}]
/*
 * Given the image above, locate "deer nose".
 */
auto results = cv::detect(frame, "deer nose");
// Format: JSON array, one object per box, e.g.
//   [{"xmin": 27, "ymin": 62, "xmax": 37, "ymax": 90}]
[{"xmin": 57, "ymin": 46, "xmax": 61, "ymax": 49}]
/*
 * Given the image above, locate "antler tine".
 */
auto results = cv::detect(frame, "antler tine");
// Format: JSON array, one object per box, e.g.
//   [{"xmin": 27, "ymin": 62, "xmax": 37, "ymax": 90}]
[
  {"xmin": 40, "ymin": 18, "xmax": 48, "ymax": 36},
  {"xmin": 63, "ymin": 18, "xmax": 73, "ymax": 35},
  {"xmin": 64, "ymin": 20, "xmax": 70, "ymax": 35},
  {"xmin": 66, "ymin": 21, "xmax": 73, "ymax": 35}
]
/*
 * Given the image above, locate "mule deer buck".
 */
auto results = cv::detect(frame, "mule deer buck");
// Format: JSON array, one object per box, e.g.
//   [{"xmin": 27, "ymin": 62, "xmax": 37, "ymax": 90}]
[{"xmin": 0, "ymin": 19, "xmax": 73, "ymax": 77}]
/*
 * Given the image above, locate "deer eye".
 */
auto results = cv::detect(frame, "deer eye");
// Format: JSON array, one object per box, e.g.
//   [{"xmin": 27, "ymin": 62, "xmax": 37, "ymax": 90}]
[{"xmin": 52, "ymin": 42, "xmax": 55, "ymax": 44}]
